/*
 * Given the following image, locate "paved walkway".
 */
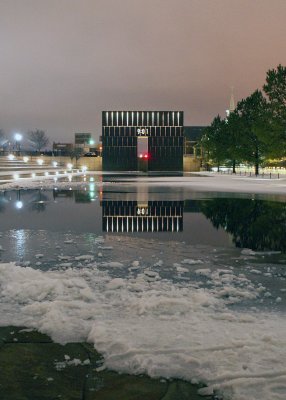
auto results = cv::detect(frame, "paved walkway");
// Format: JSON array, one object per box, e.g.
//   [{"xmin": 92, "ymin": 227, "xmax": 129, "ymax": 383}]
[{"xmin": 0, "ymin": 327, "xmax": 212, "ymax": 400}]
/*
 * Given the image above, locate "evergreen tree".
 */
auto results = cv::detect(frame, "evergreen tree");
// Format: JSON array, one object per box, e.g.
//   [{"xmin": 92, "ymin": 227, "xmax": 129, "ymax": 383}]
[
  {"xmin": 263, "ymin": 64, "xmax": 286, "ymax": 157},
  {"xmin": 201, "ymin": 115, "xmax": 227, "ymax": 171},
  {"xmin": 236, "ymin": 90, "xmax": 270, "ymax": 175},
  {"xmin": 224, "ymin": 111, "xmax": 246, "ymax": 173}
]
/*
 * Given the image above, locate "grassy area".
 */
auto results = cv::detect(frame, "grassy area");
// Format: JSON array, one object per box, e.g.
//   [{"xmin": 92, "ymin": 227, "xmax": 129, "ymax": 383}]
[{"xmin": 0, "ymin": 326, "xmax": 212, "ymax": 400}]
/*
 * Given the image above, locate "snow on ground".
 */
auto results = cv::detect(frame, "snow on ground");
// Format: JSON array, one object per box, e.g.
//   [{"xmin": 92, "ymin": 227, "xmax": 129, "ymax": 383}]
[
  {"xmin": 108, "ymin": 172, "xmax": 286, "ymax": 196},
  {"xmin": 0, "ymin": 171, "xmax": 95, "ymax": 190},
  {"xmin": 0, "ymin": 252, "xmax": 286, "ymax": 400},
  {"xmin": 1, "ymin": 171, "xmax": 286, "ymax": 196}
]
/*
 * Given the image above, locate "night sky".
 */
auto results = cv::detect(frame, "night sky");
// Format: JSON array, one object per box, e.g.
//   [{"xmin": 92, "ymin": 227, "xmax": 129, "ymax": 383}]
[{"xmin": 0, "ymin": 0, "xmax": 286, "ymax": 144}]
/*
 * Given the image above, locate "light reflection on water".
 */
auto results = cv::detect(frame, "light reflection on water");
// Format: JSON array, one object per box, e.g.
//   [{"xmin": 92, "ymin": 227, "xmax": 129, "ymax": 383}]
[
  {"xmin": 12, "ymin": 229, "xmax": 27, "ymax": 259},
  {"xmin": 0, "ymin": 181, "xmax": 285, "ymax": 267},
  {"xmin": 0, "ymin": 181, "xmax": 285, "ymax": 313}
]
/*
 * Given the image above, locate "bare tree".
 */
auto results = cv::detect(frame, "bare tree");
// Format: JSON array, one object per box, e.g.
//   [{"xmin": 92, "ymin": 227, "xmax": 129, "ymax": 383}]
[
  {"xmin": 68, "ymin": 147, "xmax": 83, "ymax": 167},
  {"xmin": 28, "ymin": 129, "xmax": 49, "ymax": 152},
  {"xmin": 0, "ymin": 129, "xmax": 6, "ymax": 146}
]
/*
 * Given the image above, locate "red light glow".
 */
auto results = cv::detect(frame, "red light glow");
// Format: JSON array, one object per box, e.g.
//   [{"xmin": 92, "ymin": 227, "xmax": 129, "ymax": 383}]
[{"xmin": 138, "ymin": 153, "xmax": 149, "ymax": 159}]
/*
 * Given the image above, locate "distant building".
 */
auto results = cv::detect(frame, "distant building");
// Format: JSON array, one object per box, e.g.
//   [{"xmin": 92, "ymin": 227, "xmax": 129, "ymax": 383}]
[
  {"xmin": 183, "ymin": 126, "xmax": 205, "ymax": 156},
  {"xmin": 53, "ymin": 142, "xmax": 73, "ymax": 155},
  {"xmin": 74, "ymin": 132, "xmax": 94, "ymax": 152},
  {"xmin": 74, "ymin": 133, "xmax": 98, "ymax": 154},
  {"xmin": 75, "ymin": 133, "xmax": 91, "ymax": 145},
  {"xmin": 102, "ymin": 111, "xmax": 184, "ymax": 171}
]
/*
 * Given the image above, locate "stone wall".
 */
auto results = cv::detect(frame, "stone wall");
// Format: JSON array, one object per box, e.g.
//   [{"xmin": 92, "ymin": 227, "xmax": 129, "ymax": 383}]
[
  {"xmin": 37, "ymin": 156, "xmax": 102, "ymax": 171},
  {"xmin": 23, "ymin": 155, "xmax": 199, "ymax": 172},
  {"xmin": 183, "ymin": 156, "xmax": 201, "ymax": 172}
]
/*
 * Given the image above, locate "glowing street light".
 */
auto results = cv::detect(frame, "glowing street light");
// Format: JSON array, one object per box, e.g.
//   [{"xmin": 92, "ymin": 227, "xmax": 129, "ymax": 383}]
[
  {"xmin": 14, "ymin": 133, "xmax": 22, "ymax": 142},
  {"xmin": 14, "ymin": 133, "xmax": 23, "ymax": 156}
]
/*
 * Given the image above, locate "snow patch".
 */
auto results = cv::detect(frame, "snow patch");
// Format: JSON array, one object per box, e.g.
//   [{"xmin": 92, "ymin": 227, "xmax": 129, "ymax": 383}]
[
  {"xmin": 181, "ymin": 259, "xmax": 203, "ymax": 265},
  {"xmin": 99, "ymin": 261, "xmax": 124, "ymax": 268},
  {"xmin": 0, "ymin": 261, "xmax": 285, "ymax": 400}
]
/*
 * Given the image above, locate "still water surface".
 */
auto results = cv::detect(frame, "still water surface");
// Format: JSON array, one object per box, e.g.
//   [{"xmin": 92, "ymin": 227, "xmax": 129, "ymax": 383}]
[
  {"xmin": 1, "ymin": 176, "xmax": 286, "ymax": 399},
  {"xmin": 0, "ymin": 179, "xmax": 285, "ymax": 305},
  {"xmin": 0, "ymin": 180, "xmax": 285, "ymax": 262}
]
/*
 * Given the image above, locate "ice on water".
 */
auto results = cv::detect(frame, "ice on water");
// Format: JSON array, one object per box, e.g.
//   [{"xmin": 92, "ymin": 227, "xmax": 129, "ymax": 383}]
[{"xmin": 0, "ymin": 234, "xmax": 285, "ymax": 400}]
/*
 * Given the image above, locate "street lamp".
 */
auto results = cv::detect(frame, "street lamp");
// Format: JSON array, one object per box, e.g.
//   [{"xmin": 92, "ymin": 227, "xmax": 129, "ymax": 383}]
[{"xmin": 14, "ymin": 133, "xmax": 23, "ymax": 156}]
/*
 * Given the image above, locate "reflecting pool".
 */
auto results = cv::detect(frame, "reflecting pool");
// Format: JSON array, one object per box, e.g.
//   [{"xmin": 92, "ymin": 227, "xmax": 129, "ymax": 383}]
[{"xmin": 0, "ymin": 176, "xmax": 286, "ymax": 400}]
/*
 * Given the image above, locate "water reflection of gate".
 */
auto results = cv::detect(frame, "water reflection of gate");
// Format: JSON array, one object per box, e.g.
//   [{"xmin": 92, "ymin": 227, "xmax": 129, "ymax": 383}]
[{"xmin": 102, "ymin": 200, "xmax": 183, "ymax": 232}]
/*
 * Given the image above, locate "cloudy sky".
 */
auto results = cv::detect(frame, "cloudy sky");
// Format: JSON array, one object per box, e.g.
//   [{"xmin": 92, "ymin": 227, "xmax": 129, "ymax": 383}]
[{"xmin": 0, "ymin": 0, "xmax": 285, "ymax": 144}]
